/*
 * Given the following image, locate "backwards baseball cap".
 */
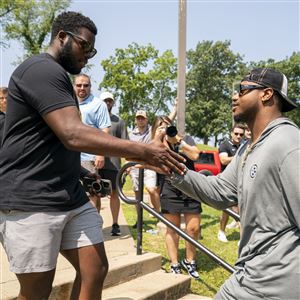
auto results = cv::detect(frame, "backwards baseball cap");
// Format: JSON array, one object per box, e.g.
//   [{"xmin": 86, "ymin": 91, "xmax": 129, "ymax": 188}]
[
  {"xmin": 135, "ymin": 110, "xmax": 147, "ymax": 118},
  {"xmin": 242, "ymin": 68, "xmax": 297, "ymax": 112},
  {"xmin": 100, "ymin": 91, "xmax": 114, "ymax": 101}
]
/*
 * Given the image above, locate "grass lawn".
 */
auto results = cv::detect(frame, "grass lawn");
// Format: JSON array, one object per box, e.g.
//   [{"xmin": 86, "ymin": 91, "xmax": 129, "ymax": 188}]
[{"xmin": 121, "ymin": 187, "xmax": 239, "ymax": 298}]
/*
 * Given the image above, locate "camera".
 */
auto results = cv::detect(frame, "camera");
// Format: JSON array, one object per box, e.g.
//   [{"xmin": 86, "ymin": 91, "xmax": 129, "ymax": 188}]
[
  {"xmin": 81, "ymin": 176, "xmax": 112, "ymax": 197},
  {"xmin": 166, "ymin": 125, "xmax": 178, "ymax": 137}
]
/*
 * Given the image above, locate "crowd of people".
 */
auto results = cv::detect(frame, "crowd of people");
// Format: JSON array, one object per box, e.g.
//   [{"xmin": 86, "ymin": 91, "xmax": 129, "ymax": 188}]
[{"xmin": 0, "ymin": 10, "xmax": 298, "ymax": 300}]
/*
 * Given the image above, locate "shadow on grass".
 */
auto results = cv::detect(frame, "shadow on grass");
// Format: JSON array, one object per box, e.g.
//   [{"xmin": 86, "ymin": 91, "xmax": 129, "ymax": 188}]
[
  {"xmin": 200, "ymin": 213, "xmax": 220, "ymax": 230},
  {"xmin": 196, "ymin": 277, "xmax": 219, "ymax": 295},
  {"xmin": 226, "ymin": 231, "xmax": 240, "ymax": 241}
]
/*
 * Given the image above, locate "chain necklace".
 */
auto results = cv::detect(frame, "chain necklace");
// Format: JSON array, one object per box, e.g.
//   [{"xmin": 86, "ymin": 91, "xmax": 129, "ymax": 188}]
[{"xmin": 241, "ymin": 134, "xmax": 262, "ymax": 169}]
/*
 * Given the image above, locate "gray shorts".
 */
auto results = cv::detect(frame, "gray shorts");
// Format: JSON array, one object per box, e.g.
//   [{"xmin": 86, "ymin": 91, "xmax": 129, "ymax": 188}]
[
  {"xmin": 0, "ymin": 202, "xmax": 103, "ymax": 274},
  {"xmin": 130, "ymin": 168, "xmax": 157, "ymax": 192}
]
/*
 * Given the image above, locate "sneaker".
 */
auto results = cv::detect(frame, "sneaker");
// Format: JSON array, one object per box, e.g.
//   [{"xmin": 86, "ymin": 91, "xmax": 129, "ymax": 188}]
[
  {"xmin": 146, "ymin": 229, "xmax": 158, "ymax": 235},
  {"xmin": 111, "ymin": 223, "xmax": 121, "ymax": 236},
  {"xmin": 181, "ymin": 259, "xmax": 200, "ymax": 279},
  {"xmin": 218, "ymin": 230, "xmax": 228, "ymax": 242},
  {"xmin": 170, "ymin": 263, "xmax": 182, "ymax": 274},
  {"xmin": 226, "ymin": 220, "xmax": 239, "ymax": 229}
]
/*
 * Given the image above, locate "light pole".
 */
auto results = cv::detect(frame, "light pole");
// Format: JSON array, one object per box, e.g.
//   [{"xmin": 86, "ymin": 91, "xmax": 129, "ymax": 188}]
[{"xmin": 177, "ymin": 0, "xmax": 186, "ymax": 136}]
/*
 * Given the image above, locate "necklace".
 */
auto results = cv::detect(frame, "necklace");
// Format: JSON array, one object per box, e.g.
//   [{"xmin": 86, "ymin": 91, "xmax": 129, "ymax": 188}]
[{"xmin": 240, "ymin": 134, "xmax": 262, "ymax": 169}]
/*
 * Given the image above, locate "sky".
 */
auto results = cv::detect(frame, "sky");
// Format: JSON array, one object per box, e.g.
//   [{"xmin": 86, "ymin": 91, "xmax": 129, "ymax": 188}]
[{"xmin": 0, "ymin": 0, "xmax": 299, "ymax": 97}]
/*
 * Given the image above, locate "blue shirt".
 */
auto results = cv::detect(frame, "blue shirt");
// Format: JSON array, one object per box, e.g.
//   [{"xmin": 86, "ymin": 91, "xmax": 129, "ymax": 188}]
[{"xmin": 79, "ymin": 94, "xmax": 111, "ymax": 161}]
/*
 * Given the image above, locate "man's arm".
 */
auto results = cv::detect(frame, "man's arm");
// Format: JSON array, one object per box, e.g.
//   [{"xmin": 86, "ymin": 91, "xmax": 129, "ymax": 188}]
[
  {"xmin": 171, "ymin": 154, "xmax": 239, "ymax": 210},
  {"xmin": 43, "ymin": 106, "xmax": 185, "ymax": 174},
  {"xmin": 219, "ymin": 152, "xmax": 234, "ymax": 166},
  {"xmin": 94, "ymin": 127, "xmax": 109, "ymax": 169},
  {"xmin": 168, "ymin": 98, "xmax": 178, "ymax": 122},
  {"xmin": 280, "ymin": 149, "xmax": 300, "ymax": 229}
]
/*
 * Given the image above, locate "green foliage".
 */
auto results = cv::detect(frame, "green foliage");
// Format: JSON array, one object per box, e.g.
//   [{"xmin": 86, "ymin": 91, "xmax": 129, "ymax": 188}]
[
  {"xmin": 249, "ymin": 52, "xmax": 300, "ymax": 126},
  {"xmin": 185, "ymin": 40, "xmax": 246, "ymax": 143},
  {"xmin": 100, "ymin": 42, "xmax": 177, "ymax": 128},
  {"xmin": 0, "ymin": 0, "xmax": 71, "ymax": 59}
]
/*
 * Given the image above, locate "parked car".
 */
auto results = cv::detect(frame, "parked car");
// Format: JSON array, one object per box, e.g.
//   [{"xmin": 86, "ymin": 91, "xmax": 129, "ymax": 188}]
[{"xmin": 194, "ymin": 149, "xmax": 221, "ymax": 176}]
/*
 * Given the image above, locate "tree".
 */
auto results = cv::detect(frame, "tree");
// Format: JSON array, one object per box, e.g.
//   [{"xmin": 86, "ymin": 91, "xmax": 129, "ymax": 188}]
[
  {"xmin": 249, "ymin": 52, "xmax": 300, "ymax": 126},
  {"xmin": 100, "ymin": 42, "xmax": 177, "ymax": 128},
  {"xmin": 185, "ymin": 40, "xmax": 245, "ymax": 145},
  {"xmin": 0, "ymin": 0, "xmax": 71, "ymax": 59}
]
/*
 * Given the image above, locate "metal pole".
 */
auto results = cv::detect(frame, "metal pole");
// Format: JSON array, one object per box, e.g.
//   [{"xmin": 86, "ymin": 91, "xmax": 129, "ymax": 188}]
[
  {"xmin": 177, "ymin": 0, "xmax": 186, "ymax": 136},
  {"xmin": 136, "ymin": 168, "xmax": 144, "ymax": 255}
]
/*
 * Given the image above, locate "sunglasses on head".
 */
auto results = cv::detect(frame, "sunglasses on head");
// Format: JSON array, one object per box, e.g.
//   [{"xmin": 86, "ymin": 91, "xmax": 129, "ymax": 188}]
[
  {"xmin": 65, "ymin": 31, "xmax": 97, "ymax": 59},
  {"xmin": 75, "ymin": 84, "xmax": 90, "ymax": 88}
]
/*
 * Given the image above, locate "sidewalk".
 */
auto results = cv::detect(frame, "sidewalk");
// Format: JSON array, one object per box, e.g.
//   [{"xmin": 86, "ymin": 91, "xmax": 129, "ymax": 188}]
[{"xmin": 0, "ymin": 197, "xmax": 136, "ymax": 299}]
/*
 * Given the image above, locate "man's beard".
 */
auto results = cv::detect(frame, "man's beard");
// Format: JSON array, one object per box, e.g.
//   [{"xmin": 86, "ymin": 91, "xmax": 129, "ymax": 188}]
[
  {"xmin": 233, "ymin": 110, "xmax": 251, "ymax": 123},
  {"xmin": 59, "ymin": 40, "xmax": 81, "ymax": 75}
]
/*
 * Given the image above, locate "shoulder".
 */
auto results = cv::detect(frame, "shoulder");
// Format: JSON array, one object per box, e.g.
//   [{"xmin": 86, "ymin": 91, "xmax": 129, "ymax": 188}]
[
  {"xmin": 219, "ymin": 140, "xmax": 230, "ymax": 151},
  {"xmin": 90, "ymin": 96, "xmax": 107, "ymax": 109},
  {"xmin": 18, "ymin": 53, "xmax": 65, "ymax": 76},
  {"xmin": 12, "ymin": 53, "xmax": 70, "ymax": 89}
]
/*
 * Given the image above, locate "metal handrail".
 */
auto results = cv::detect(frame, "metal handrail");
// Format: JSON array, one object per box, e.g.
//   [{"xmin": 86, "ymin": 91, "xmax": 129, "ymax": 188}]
[{"xmin": 116, "ymin": 162, "xmax": 237, "ymax": 274}]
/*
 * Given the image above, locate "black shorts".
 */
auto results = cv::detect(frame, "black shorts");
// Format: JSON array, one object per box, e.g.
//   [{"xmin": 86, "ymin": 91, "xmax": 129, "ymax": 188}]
[
  {"xmin": 98, "ymin": 169, "xmax": 118, "ymax": 190},
  {"xmin": 160, "ymin": 181, "xmax": 202, "ymax": 215}
]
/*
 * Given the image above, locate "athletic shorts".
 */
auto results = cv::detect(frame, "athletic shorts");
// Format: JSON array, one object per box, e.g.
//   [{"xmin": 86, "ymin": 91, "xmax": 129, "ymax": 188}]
[
  {"xmin": 130, "ymin": 168, "xmax": 157, "ymax": 192},
  {"xmin": 0, "ymin": 201, "xmax": 103, "ymax": 274},
  {"xmin": 98, "ymin": 169, "xmax": 118, "ymax": 190}
]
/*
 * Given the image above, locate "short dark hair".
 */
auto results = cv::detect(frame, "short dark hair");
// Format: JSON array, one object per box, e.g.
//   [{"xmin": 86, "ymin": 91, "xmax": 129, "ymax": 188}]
[
  {"xmin": 0, "ymin": 87, "xmax": 8, "ymax": 94},
  {"xmin": 50, "ymin": 11, "xmax": 97, "ymax": 43},
  {"xmin": 231, "ymin": 123, "xmax": 245, "ymax": 132}
]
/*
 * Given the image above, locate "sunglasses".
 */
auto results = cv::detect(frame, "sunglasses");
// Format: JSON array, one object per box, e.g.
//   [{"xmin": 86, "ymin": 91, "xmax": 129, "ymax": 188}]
[
  {"xmin": 238, "ymin": 84, "xmax": 266, "ymax": 97},
  {"xmin": 233, "ymin": 132, "xmax": 244, "ymax": 137},
  {"xmin": 65, "ymin": 31, "xmax": 97, "ymax": 59},
  {"xmin": 75, "ymin": 84, "xmax": 90, "ymax": 88}
]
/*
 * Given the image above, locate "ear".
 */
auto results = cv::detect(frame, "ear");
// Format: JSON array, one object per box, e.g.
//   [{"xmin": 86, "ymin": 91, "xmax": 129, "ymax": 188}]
[
  {"xmin": 261, "ymin": 88, "xmax": 274, "ymax": 103},
  {"xmin": 57, "ymin": 30, "xmax": 68, "ymax": 45}
]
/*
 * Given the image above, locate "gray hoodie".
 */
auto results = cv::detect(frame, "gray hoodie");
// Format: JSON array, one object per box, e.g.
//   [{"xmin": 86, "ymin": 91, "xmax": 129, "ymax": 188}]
[{"xmin": 171, "ymin": 118, "xmax": 300, "ymax": 300}]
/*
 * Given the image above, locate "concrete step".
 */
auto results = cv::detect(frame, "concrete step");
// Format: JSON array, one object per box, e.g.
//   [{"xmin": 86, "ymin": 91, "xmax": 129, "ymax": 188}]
[
  {"xmin": 178, "ymin": 294, "xmax": 213, "ymax": 300},
  {"xmin": 48, "ymin": 252, "xmax": 162, "ymax": 300},
  {"xmin": 102, "ymin": 269, "xmax": 191, "ymax": 300},
  {"xmin": 104, "ymin": 252, "xmax": 162, "ymax": 288}
]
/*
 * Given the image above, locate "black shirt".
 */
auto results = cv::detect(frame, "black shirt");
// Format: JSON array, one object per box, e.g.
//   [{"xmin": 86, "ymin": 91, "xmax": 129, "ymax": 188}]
[
  {"xmin": 218, "ymin": 139, "xmax": 239, "ymax": 171},
  {"xmin": 0, "ymin": 53, "xmax": 89, "ymax": 211}
]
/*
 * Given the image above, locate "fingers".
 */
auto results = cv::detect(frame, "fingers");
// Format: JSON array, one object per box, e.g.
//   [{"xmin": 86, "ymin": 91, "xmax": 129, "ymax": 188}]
[
  {"xmin": 162, "ymin": 150, "xmax": 186, "ymax": 174},
  {"xmin": 135, "ymin": 163, "xmax": 170, "ymax": 175}
]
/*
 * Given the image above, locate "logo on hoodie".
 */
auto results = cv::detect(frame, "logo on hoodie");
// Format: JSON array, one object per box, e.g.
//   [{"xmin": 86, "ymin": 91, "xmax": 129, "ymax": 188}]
[{"xmin": 250, "ymin": 164, "xmax": 258, "ymax": 178}]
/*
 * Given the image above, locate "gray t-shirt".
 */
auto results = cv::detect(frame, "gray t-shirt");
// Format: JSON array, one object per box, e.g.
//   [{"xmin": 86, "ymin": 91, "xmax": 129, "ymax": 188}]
[{"xmin": 103, "ymin": 114, "xmax": 128, "ymax": 170}]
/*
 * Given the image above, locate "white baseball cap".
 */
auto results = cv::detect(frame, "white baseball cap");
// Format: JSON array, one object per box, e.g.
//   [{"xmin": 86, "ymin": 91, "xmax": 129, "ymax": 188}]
[{"xmin": 100, "ymin": 91, "xmax": 114, "ymax": 101}]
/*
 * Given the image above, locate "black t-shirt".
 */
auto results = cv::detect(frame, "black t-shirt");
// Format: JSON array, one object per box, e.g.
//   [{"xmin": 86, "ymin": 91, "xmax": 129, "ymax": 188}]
[
  {"xmin": 218, "ymin": 139, "xmax": 239, "ymax": 171},
  {"xmin": 0, "ymin": 53, "xmax": 89, "ymax": 211}
]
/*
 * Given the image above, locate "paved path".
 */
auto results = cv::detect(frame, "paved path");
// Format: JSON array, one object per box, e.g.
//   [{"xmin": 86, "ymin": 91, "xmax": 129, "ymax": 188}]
[{"xmin": 0, "ymin": 197, "xmax": 136, "ymax": 299}]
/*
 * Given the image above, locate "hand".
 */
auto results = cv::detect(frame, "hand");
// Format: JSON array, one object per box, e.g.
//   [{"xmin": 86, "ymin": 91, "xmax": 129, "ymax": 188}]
[
  {"xmin": 130, "ymin": 130, "xmax": 186, "ymax": 175},
  {"xmin": 94, "ymin": 155, "xmax": 105, "ymax": 169},
  {"xmin": 166, "ymin": 134, "xmax": 182, "ymax": 145}
]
